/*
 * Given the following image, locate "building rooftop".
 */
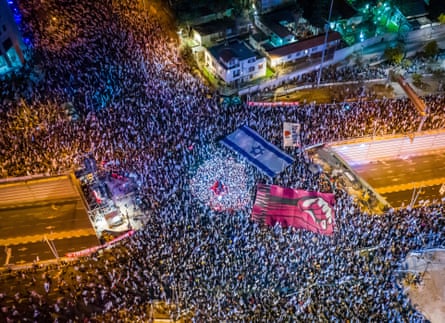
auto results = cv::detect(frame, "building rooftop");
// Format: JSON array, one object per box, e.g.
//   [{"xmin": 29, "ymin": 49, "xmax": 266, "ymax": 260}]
[
  {"xmin": 250, "ymin": 30, "xmax": 269, "ymax": 43},
  {"xmin": 394, "ymin": 0, "xmax": 428, "ymax": 20},
  {"xmin": 208, "ymin": 40, "xmax": 259, "ymax": 66},
  {"xmin": 193, "ymin": 17, "xmax": 236, "ymax": 36},
  {"xmin": 331, "ymin": 0, "xmax": 357, "ymax": 20},
  {"xmin": 260, "ymin": 9, "xmax": 296, "ymax": 39},
  {"xmin": 266, "ymin": 31, "xmax": 342, "ymax": 57}
]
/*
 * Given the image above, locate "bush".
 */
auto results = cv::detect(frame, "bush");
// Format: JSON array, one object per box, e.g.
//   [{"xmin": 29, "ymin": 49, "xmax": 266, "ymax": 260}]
[
  {"xmin": 411, "ymin": 73, "xmax": 422, "ymax": 87},
  {"xmin": 401, "ymin": 59, "xmax": 412, "ymax": 69},
  {"xmin": 423, "ymin": 41, "xmax": 439, "ymax": 58},
  {"xmin": 432, "ymin": 68, "xmax": 445, "ymax": 78},
  {"xmin": 384, "ymin": 45, "xmax": 404, "ymax": 65}
]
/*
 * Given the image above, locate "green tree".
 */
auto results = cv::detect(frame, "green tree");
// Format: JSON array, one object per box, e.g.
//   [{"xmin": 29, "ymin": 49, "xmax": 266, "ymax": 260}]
[
  {"xmin": 438, "ymin": 13, "xmax": 445, "ymax": 24},
  {"xmin": 432, "ymin": 68, "xmax": 445, "ymax": 78},
  {"xmin": 402, "ymin": 59, "xmax": 412, "ymax": 69},
  {"xmin": 423, "ymin": 40, "xmax": 439, "ymax": 58},
  {"xmin": 309, "ymin": 0, "xmax": 331, "ymax": 28},
  {"xmin": 412, "ymin": 73, "xmax": 422, "ymax": 87},
  {"xmin": 384, "ymin": 45, "xmax": 404, "ymax": 65},
  {"xmin": 229, "ymin": 0, "xmax": 246, "ymax": 16}
]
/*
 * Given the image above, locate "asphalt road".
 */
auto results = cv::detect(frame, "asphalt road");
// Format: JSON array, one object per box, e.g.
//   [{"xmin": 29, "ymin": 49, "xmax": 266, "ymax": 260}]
[
  {"xmin": 353, "ymin": 153, "xmax": 445, "ymax": 188},
  {"xmin": 362, "ymin": 24, "xmax": 445, "ymax": 58},
  {"xmin": 352, "ymin": 152, "xmax": 445, "ymax": 208},
  {"xmin": 0, "ymin": 235, "xmax": 99, "ymax": 266},
  {"xmin": 0, "ymin": 201, "xmax": 98, "ymax": 266},
  {"xmin": 0, "ymin": 201, "xmax": 92, "ymax": 240},
  {"xmin": 381, "ymin": 184, "xmax": 445, "ymax": 209}
]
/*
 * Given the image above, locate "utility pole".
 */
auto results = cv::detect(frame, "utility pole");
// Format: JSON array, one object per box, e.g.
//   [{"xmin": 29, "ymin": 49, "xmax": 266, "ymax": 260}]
[{"xmin": 317, "ymin": 0, "xmax": 334, "ymax": 88}]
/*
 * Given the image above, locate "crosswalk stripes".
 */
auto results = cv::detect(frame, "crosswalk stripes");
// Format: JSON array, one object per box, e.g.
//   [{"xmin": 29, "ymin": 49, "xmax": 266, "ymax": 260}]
[{"xmin": 0, "ymin": 175, "xmax": 79, "ymax": 207}]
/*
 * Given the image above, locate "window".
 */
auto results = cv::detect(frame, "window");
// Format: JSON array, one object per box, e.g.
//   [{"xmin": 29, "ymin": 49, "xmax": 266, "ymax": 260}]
[
  {"xmin": 233, "ymin": 69, "xmax": 240, "ymax": 77},
  {"xmin": 248, "ymin": 66, "xmax": 255, "ymax": 72},
  {"xmin": 247, "ymin": 58, "xmax": 255, "ymax": 64},
  {"xmin": 227, "ymin": 58, "xmax": 239, "ymax": 68},
  {"xmin": 258, "ymin": 63, "xmax": 263, "ymax": 70}
]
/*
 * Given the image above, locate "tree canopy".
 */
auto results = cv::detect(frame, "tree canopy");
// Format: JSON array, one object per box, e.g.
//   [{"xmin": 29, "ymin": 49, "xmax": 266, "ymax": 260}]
[
  {"xmin": 384, "ymin": 44, "xmax": 404, "ymax": 65},
  {"xmin": 423, "ymin": 40, "xmax": 439, "ymax": 58}
]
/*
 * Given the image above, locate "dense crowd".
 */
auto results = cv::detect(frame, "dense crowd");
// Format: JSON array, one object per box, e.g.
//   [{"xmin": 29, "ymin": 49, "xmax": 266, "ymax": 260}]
[
  {"xmin": 299, "ymin": 63, "xmax": 388, "ymax": 85},
  {"xmin": 189, "ymin": 151, "xmax": 254, "ymax": 212},
  {"xmin": 1, "ymin": 0, "xmax": 445, "ymax": 321}
]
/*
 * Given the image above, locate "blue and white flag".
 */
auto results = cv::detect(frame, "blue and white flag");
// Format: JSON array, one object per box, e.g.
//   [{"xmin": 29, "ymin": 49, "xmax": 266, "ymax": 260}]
[{"xmin": 220, "ymin": 125, "xmax": 294, "ymax": 178}]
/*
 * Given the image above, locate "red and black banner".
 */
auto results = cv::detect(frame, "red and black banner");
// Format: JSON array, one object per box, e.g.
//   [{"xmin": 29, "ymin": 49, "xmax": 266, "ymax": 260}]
[{"xmin": 252, "ymin": 184, "xmax": 335, "ymax": 235}]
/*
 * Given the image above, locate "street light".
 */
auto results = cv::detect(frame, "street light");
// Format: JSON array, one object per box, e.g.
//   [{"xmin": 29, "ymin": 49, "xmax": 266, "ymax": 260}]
[{"xmin": 316, "ymin": 0, "xmax": 334, "ymax": 88}]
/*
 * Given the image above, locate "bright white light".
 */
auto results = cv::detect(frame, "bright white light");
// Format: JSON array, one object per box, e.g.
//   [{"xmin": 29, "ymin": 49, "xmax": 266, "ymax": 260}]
[{"xmin": 190, "ymin": 153, "xmax": 253, "ymax": 212}]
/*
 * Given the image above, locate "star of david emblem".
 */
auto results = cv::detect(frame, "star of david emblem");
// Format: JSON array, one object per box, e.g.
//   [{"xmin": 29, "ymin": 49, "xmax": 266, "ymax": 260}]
[{"xmin": 250, "ymin": 145, "xmax": 265, "ymax": 157}]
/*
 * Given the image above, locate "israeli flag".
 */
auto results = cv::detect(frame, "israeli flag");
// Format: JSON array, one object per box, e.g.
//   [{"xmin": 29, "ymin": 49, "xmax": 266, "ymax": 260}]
[{"xmin": 220, "ymin": 125, "xmax": 294, "ymax": 178}]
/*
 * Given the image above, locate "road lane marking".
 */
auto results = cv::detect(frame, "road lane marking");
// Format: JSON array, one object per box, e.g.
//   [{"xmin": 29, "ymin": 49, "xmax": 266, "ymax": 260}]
[
  {"xmin": 376, "ymin": 177, "xmax": 445, "ymax": 194},
  {"xmin": 0, "ymin": 229, "xmax": 97, "ymax": 246}
]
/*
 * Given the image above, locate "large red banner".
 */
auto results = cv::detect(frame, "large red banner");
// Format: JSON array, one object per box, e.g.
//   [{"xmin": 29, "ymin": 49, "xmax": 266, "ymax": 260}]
[{"xmin": 252, "ymin": 184, "xmax": 335, "ymax": 235}]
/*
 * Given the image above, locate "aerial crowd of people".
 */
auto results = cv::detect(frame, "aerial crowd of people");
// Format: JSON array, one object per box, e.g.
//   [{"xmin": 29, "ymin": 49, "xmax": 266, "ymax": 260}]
[{"xmin": 0, "ymin": 0, "xmax": 444, "ymax": 321}]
